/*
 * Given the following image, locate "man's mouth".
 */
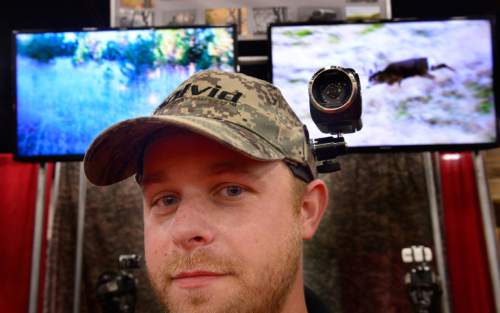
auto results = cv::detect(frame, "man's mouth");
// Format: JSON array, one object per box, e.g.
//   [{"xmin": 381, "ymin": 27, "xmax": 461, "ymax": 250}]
[{"xmin": 171, "ymin": 271, "xmax": 229, "ymax": 289}]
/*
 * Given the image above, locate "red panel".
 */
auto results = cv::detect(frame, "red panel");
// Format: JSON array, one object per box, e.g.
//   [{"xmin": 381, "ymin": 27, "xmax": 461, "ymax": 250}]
[
  {"xmin": 438, "ymin": 152, "xmax": 495, "ymax": 312},
  {"xmin": 0, "ymin": 154, "xmax": 53, "ymax": 313}
]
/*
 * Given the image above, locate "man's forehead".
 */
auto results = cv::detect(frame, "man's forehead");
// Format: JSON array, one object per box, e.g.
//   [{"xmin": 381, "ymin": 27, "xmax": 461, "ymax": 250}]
[
  {"xmin": 138, "ymin": 129, "xmax": 292, "ymax": 186},
  {"xmin": 139, "ymin": 158, "xmax": 283, "ymax": 189},
  {"xmin": 143, "ymin": 129, "xmax": 254, "ymax": 162}
]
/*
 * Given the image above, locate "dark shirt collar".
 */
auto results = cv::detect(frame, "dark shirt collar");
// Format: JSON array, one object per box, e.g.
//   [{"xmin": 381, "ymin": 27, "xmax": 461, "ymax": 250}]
[{"xmin": 305, "ymin": 286, "xmax": 330, "ymax": 313}]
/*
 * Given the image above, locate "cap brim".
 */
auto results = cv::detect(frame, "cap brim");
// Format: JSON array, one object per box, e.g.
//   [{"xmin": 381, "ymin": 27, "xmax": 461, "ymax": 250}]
[{"xmin": 84, "ymin": 115, "xmax": 285, "ymax": 186}]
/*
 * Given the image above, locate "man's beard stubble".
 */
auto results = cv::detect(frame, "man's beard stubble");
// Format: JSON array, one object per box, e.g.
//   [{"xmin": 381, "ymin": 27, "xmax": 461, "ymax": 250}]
[{"xmin": 147, "ymin": 226, "xmax": 303, "ymax": 313}]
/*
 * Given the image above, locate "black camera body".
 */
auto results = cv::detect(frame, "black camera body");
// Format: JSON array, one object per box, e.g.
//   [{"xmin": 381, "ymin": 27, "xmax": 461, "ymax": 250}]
[
  {"xmin": 309, "ymin": 66, "xmax": 362, "ymax": 135},
  {"xmin": 308, "ymin": 66, "xmax": 363, "ymax": 173}
]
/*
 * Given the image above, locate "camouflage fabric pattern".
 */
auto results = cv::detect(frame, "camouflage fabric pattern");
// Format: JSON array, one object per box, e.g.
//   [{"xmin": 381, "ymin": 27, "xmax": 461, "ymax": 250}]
[{"xmin": 84, "ymin": 70, "xmax": 315, "ymax": 186}]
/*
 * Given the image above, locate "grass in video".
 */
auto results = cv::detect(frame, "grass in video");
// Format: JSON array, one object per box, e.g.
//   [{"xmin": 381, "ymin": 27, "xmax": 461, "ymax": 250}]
[{"xmin": 16, "ymin": 27, "xmax": 234, "ymax": 158}]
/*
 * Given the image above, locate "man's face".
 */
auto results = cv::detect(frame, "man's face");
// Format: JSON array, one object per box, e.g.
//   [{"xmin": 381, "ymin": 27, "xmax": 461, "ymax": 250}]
[{"xmin": 141, "ymin": 131, "xmax": 304, "ymax": 313}]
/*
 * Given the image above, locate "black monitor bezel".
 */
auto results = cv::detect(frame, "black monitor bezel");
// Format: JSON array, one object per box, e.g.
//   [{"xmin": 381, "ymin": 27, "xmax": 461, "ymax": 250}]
[
  {"xmin": 268, "ymin": 16, "xmax": 498, "ymax": 153},
  {"xmin": 12, "ymin": 24, "xmax": 238, "ymax": 163}
]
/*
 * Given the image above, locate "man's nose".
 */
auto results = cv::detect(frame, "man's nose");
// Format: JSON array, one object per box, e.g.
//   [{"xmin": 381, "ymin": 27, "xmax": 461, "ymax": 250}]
[{"xmin": 169, "ymin": 199, "xmax": 215, "ymax": 251}]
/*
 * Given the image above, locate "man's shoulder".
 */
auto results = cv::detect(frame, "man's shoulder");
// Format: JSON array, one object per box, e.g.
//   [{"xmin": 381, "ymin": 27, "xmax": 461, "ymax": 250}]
[{"xmin": 304, "ymin": 286, "xmax": 331, "ymax": 313}]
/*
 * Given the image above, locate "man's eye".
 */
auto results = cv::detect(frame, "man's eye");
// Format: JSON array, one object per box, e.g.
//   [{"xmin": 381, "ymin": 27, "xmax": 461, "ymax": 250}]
[
  {"xmin": 160, "ymin": 195, "xmax": 179, "ymax": 206},
  {"xmin": 151, "ymin": 195, "xmax": 179, "ymax": 211},
  {"xmin": 219, "ymin": 185, "xmax": 245, "ymax": 197}
]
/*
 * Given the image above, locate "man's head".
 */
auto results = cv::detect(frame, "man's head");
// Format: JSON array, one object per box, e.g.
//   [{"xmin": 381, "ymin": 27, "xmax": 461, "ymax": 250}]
[{"xmin": 84, "ymin": 70, "xmax": 329, "ymax": 313}]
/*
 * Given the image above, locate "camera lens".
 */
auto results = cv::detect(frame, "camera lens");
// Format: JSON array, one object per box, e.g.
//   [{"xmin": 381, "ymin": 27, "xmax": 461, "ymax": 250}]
[
  {"xmin": 310, "ymin": 68, "xmax": 355, "ymax": 111},
  {"xmin": 321, "ymin": 81, "xmax": 351, "ymax": 105},
  {"xmin": 308, "ymin": 66, "xmax": 362, "ymax": 134}
]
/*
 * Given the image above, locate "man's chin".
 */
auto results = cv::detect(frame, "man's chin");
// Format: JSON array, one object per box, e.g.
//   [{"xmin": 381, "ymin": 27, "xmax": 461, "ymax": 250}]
[
  {"xmin": 163, "ymin": 284, "xmax": 238, "ymax": 313},
  {"xmin": 168, "ymin": 289, "xmax": 212, "ymax": 309}
]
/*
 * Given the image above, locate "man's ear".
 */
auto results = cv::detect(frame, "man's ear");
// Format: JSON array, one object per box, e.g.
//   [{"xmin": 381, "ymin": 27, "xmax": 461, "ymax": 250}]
[{"xmin": 299, "ymin": 179, "xmax": 329, "ymax": 240}]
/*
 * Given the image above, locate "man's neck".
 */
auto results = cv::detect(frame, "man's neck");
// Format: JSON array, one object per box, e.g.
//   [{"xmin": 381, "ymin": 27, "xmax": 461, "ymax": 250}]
[{"xmin": 279, "ymin": 275, "xmax": 309, "ymax": 313}]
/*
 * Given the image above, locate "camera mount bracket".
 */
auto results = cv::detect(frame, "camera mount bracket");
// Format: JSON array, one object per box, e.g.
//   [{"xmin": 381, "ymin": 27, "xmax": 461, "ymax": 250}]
[{"xmin": 311, "ymin": 135, "xmax": 347, "ymax": 173}]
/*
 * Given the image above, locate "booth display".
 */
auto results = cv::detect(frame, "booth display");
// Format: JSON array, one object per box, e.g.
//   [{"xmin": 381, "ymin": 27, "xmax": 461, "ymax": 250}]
[
  {"xmin": 13, "ymin": 25, "xmax": 236, "ymax": 161},
  {"xmin": 3, "ymin": 0, "xmax": 498, "ymax": 311},
  {"xmin": 269, "ymin": 17, "xmax": 497, "ymax": 151}
]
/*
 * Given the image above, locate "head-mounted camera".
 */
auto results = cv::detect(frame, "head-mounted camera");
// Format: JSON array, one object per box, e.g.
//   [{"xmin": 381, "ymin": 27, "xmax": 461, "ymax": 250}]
[
  {"xmin": 309, "ymin": 66, "xmax": 362, "ymax": 135},
  {"xmin": 308, "ymin": 66, "xmax": 363, "ymax": 173}
]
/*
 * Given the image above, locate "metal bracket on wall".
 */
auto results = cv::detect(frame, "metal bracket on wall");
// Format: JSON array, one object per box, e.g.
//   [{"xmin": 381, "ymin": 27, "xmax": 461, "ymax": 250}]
[
  {"xmin": 29, "ymin": 163, "xmax": 47, "ymax": 313},
  {"xmin": 73, "ymin": 162, "xmax": 88, "ymax": 313},
  {"xmin": 473, "ymin": 152, "xmax": 500, "ymax": 313},
  {"xmin": 423, "ymin": 152, "xmax": 452, "ymax": 313}
]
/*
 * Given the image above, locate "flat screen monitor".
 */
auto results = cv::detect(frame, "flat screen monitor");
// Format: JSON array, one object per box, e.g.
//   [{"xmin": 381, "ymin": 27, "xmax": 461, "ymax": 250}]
[
  {"xmin": 270, "ymin": 17, "xmax": 497, "ymax": 152},
  {"xmin": 14, "ymin": 25, "xmax": 236, "ymax": 161}
]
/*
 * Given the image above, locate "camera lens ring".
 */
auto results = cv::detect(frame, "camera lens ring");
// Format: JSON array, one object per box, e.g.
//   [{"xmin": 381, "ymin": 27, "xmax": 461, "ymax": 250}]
[{"xmin": 309, "ymin": 67, "xmax": 359, "ymax": 114}]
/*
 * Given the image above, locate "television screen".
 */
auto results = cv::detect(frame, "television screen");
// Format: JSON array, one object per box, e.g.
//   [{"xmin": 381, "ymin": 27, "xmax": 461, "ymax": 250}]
[
  {"xmin": 270, "ymin": 18, "xmax": 497, "ymax": 151},
  {"xmin": 14, "ymin": 26, "xmax": 235, "ymax": 161}
]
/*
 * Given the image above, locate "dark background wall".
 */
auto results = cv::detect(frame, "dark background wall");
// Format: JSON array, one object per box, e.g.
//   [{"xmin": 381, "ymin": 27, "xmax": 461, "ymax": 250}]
[
  {"xmin": 391, "ymin": 0, "xmax": 496, "ymax": 18},
  {"xmin": 0, "ymin": 0, "xmax": 109, "ymax": 153}
]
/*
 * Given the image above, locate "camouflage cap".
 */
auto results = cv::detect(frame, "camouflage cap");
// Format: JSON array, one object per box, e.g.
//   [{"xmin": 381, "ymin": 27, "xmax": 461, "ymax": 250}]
[{"xmin": 84, "ymin": 70, "xmax": 316, "ymax": 186}]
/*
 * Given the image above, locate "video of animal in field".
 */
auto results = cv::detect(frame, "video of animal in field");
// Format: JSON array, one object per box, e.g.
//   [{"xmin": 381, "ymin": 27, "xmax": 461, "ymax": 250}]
[
  {"xmin": 16, "ymin": 27, "xmax": 234, "ymax": 158},
  {"xmin": 271, "ymin": 19, "xmax": 495, "ymax": 147}
]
